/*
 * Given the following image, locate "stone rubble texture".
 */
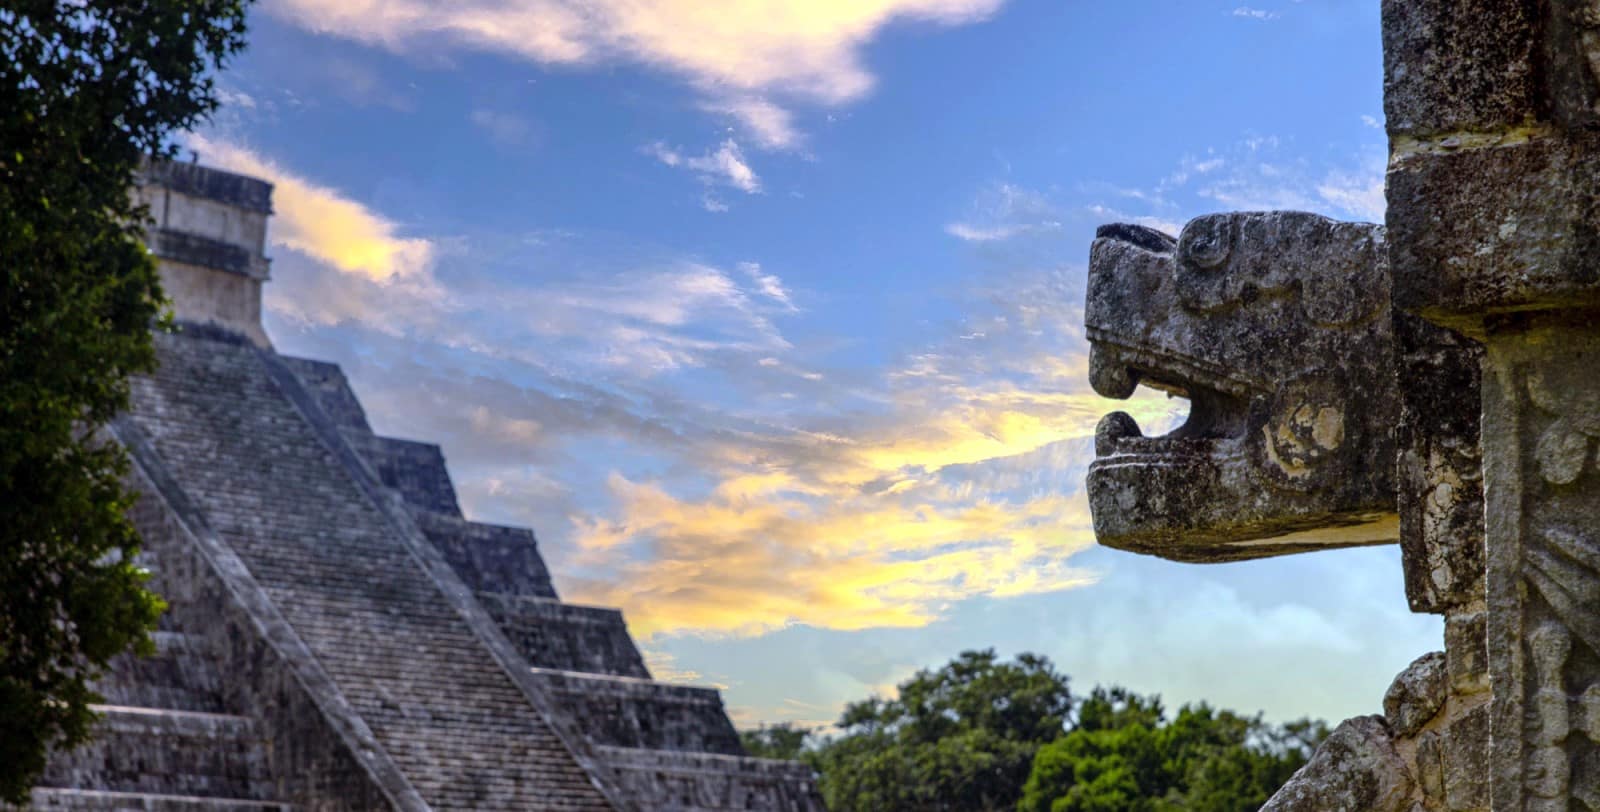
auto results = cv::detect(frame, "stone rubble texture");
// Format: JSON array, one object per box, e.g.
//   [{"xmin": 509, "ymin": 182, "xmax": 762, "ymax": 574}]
[
  {"xmin": 28, "ymin": 163, "xmax": 823, "ymax": 811},
  {"xmin": 1087, "ymin": 1, "xmax": 1600, "ymax": 809}
]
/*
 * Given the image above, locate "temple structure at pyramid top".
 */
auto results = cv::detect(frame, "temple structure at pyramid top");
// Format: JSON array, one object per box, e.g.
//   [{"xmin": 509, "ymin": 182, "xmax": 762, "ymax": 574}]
[{"xmin": 30, "ymin": 161, "xmax": 823, "ymax": 811}]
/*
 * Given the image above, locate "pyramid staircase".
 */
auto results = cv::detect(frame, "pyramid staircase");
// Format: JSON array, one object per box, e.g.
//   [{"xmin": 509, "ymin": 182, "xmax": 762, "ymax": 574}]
[
  {"xmin": 33, "ymin": 623, "xmax": 291, "ymax": 811},
  {"xmin": 27, "ymin": 160, "xmax": 821, "ymax": 810}
]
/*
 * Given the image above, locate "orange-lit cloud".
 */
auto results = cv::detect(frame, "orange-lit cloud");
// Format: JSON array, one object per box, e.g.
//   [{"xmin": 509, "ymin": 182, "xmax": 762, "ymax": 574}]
[
  {"xmin": 565, "ymin": 368, "xmax": 1179, "ymax": 639},
  {"xmin": 265, "ymin": 0, "xmax": 1005, "ymax": 146},
  {"xmin": 186, "ymin": 134, "xmax": 435, "ymax": 282},
  {"xmin": 218, "ymin": 139, "xmax": 1182, "ymax": 645}
]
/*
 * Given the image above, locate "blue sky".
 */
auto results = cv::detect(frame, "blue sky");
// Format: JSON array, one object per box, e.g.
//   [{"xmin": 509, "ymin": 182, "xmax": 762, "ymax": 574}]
[{"xmin": 192, "ymin": 0, "xmax": 1434, "ymax": 730}]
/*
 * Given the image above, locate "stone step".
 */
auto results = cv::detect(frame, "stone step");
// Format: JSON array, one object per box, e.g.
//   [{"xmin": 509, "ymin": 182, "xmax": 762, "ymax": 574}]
[
  {"xmin": 27, "ymin": 788, "xmax": 292, "ymax": 811},
  {"xmin": 528, "ymin": 668, "xmax": 743, "ymax": 754},
  {"xmin": 482, "ymin": 595, "xmax": 650, "ymax": 677},
  {"xmin": 92, "ymin": 633, "xmax": 226, "ymax": 713},
  {"xmin": 37, "ymin": 707, "xmax": 276, "ymax": 801},
  {"xmin": 410, "ymin": 511, "xmax": 556, "ymax": 599},
  {"xmin": 596, "ymin": 746, "xmax": 820, "ymax": 811}
]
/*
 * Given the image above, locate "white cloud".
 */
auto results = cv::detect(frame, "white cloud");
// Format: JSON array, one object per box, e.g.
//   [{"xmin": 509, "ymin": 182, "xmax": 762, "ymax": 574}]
[
  {"xmin": 1317, "ymin": 167, "xmax": 1386, "ymax": 223},
  {"xmin": 266, "ymin": 0, "xmax": 1006, "ymax": 145},
  {"xmin": 945, "ymin": 222, "xmax": 1031, "ymax": 242},
  {"xmin": 470, "ymin": 108, "xmax": 534, "ymax": 146},
  {"xmin": 702, "ymin": 96, "xmax": 804, "ymax": 151},
  {"xmin": 739, "ymin": 262, "xmax": 797, "ymax": 310},
  {"xmin": 649, "ymin": 140, "xmax": 761, "ymax": 193},
  {"xmin": 216, "ymin": 87, "xmax": 257, "ymax": 109},
  {"xmin": 1231, "ymin": 6, "xmax": 1279, "ymax": 20}
]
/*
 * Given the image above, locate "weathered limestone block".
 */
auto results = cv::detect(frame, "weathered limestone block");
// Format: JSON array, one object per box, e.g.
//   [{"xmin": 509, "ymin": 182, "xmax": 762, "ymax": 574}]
[
  {"xmin": 1261, "ymin": 716, "xmax": 1414, "ymax": 812},
  {"xmin": 1414, "ymin": 702, "xmax": 1491, "ymax": 812},
  {"xmin": 1444, "ymin": 610, "xmax": 1490, "ymax": 696},
  {"xmin": 279, "ymin": 356, "xmax": 374, "ymax": 433},
  {"xmin": 1381, "ymin": 0, "xmax": 1539, "ymax": 137},
  {"xmin": 1384, "ymin": 651, "xmax": 1448, "ymax": 738},
  {"xmin": 527, "ymin": 669, "xmax": 744, "ymax": 755},
  {"xmin": 1396, "ymin": 316, "xmax": 1485, "ymax": 613},
  {"xmin": 597, "ymin": 748, "xmax": 821, "ymax": 812},
  {"xmin": 341, "ymin": 432, "xmax": 462, "ymax": 516},
  {"xmin": 1388, "ymin": 133, "xmax": 1600, "ymax": 327}
]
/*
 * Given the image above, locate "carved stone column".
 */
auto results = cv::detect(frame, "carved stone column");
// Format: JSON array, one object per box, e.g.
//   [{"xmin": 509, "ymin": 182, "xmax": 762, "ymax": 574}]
[
  {"xmin": 1478, "ymin": 319, "xmax": 1600, "ymax": 810},
  {"xmin": 1384, "ymin": 1, "xmax": 1600, "ymax": 807}
]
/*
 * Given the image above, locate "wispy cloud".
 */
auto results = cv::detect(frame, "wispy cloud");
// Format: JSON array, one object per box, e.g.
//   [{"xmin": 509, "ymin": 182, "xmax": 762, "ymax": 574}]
[
  {"xmin": 1231, "ymin": 6, "xmax": 1279, "ymax": 20},
  {"xmin": 649, "ymin": 139, "xmax": 761, "ymax": 193},
  {"xmin": 739, "ymin": 262, "xmax": 797, "ymax": 310},
  {"xmin": 702, "ymin": 96, "xmax": 804, "ymax": 151},
  {"xmin": 945, "ymin": 183, "xmax": 1062, "ymax": 242},
  {"xmin": 322, "ymin": 55, "xmax": 418, "ymax": 112},
  {"xmin": 470, "ymin": 108, "xmax": 535, "ymax": 147},
  {"xmin": 265, "ymin": 0, "xmax": 1006, "ymax": 145},
  {"xmin": 1083, "ymin": 134, "xmax": 1388, "ymax": 229},
  {"xmin": 945, "ymin": 222, "xmax": 1033, "ymax": 242},
  {"xmin": 216, "ymin": 87, "xmax": 257, "ymax": 110},
  {"xmin": 1317, "ymin": 165, "xmax": 1386, "ymax": 223}
]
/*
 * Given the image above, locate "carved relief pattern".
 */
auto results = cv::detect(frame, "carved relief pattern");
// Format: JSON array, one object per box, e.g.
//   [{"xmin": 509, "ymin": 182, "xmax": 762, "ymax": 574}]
[{"xmin": 1517, "ymin": 364, "xmax": 1600, "ymax": 810}]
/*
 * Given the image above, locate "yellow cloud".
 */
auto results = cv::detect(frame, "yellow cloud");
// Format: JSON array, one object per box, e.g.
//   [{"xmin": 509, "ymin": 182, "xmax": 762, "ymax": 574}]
[
  {"xmin": 566, "ymin": 367, "xmax": 1180, "ymax": 639},
  {"xmin": 186, "ymin": 134, "xmax": 434, "ymax": 282},
  {"xmin": 266, "ymin": 0, "xmax": 1004, "ymax": 141}
]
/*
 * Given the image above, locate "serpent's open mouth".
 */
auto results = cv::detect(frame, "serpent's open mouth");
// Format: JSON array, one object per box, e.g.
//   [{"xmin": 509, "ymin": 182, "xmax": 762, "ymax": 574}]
[{"xmin": 1087, "ymin": 339, "xmax": 1251, "ymax": 458}]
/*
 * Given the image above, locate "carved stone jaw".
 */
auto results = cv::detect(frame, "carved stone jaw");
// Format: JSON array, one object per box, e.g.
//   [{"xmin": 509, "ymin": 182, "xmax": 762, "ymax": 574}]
[{"xmin": 1085, "ymin": 212, "xmax": 1401, "ymax": 562}]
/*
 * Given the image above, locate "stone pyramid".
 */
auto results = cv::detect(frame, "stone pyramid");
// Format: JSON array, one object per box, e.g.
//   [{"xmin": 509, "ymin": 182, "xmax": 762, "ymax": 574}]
[{"xmin": 29, "ymin": 161, "xmax": 823, "ymax": 811}]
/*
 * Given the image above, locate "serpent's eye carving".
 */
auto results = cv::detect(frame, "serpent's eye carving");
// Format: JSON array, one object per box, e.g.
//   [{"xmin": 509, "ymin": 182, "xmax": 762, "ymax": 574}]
[
  {"xmin": 1174, "ymin": 215, "xmax": 1239, "ymax": 313},
  {"xmin": 1178, "ymin": 216, "xmax": 1234, "ymax": 270}
]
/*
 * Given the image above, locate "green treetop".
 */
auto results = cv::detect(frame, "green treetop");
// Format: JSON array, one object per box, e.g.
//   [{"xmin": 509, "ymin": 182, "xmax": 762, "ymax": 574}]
[{"xmin": 0, "ymin": 0, "xmax": 250, "ymax": 802}]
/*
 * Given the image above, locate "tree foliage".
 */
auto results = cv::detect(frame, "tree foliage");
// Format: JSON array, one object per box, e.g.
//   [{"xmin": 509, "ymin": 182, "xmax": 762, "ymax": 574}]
[
  {"xmin": 741, "ymin": 722, "xmax": 814, "ymax": 761},
  {"xmin": 1017, "ymin": 687, "xmax": 1327, "ymax": 812},
  {"xmin": 807, "ymin": 649, "xmax": 1074, "ymax": 812},
  {"xmin": 749, "ymin": 651, "xmax": 1328, "ymax": 812},
  {"xmin": 0, "ymin": 0, "xmax": 249, "ymax": 801}
]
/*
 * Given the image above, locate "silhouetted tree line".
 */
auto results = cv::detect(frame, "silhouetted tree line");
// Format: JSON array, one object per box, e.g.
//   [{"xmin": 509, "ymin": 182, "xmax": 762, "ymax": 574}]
[{"xmin": 741, "ymin": 649, "xmax": 1327, "ymax": 812}]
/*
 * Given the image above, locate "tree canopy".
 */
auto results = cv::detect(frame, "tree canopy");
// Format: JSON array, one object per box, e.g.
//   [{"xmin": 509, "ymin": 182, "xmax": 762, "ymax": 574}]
[
  {"xmin": 749, "ymin": 649, "xmax": 1327, "ymax": 812},
  {"xmin": 807, "ymin": 649, "xmax": 1075, "ymax": 812},
  {"xmin": 1018, "ymin": 687, "xmax": 1325, "ymax": 812},
  {"xmin": 0, "ymin": 0, "xmax": 249, "ymax": 802}
]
